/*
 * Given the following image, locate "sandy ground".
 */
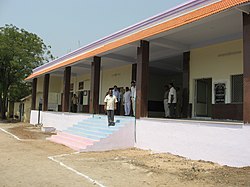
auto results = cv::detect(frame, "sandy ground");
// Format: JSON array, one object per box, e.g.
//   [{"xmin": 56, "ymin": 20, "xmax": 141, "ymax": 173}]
[{"xmin": 0, "ymin": 122, "xmax": 250, "ymax": 187}]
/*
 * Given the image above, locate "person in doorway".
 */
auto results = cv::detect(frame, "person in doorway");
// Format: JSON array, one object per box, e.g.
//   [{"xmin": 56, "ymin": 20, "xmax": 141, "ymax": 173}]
[
  {"xmin": 113, "ymin": 85, "xmax": 121, "ymax": 115},
  {"xmin": 104, "ymin": 88, "xmax": 118, "ymax": 126},
  {"xmin": 123, "ymin": 87, "xmax": 131, "ymax": 116},
  {"xmin": 163, "ymin": 85, "xmax": 170, "ymax": 118},
  {"xmin": 71, "ymin": 94, "xmax": 78, "ymax": 113},
  {"xmin": 130, "ymin": 80, "xmax": 136, "ymax": 117},
  {"xmin": 168, "ymin": 83, "xmax": 177, "ymax": 118}
]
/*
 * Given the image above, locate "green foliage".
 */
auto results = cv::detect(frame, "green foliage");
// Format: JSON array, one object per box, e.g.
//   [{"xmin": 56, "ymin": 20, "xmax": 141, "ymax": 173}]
[
  {"xmin": 0, "ymin": 24, "xmax": 54, "ymax": 118},
  {"xmin": 9, "ymin": 82, "xmax": 32, "ymax": 102}
]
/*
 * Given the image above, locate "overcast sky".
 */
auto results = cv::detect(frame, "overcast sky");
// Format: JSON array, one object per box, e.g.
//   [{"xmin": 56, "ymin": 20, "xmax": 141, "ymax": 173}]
[{"xmin": 0, "ymin": 0, "xmax": 187, "ymax": 58}]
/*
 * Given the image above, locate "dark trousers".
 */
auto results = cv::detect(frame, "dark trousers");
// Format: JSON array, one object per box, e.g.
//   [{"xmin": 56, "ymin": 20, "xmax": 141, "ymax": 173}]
[
  {"xmin": 169, "ymin": 103, "xmax": 176, "ymax": 118},
  {"xmin": 107, "ymin": 110, "xmax": 115, "ymax": 125},
  {"xmin": 72, "ymin": 104, "xmax": 77, "ymax": 113}
]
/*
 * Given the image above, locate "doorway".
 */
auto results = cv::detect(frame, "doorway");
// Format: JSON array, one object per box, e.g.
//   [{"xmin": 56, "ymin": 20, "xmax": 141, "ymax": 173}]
[{"xmin": 194, "ymin": 78, "xmax": 212, "ymax": 117}]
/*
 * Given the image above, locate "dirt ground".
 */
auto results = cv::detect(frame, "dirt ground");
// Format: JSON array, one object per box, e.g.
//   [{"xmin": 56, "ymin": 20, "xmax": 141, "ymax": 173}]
[{"xmin": 0, "ymin": 122, "xmax": 250, "ymax": 187}]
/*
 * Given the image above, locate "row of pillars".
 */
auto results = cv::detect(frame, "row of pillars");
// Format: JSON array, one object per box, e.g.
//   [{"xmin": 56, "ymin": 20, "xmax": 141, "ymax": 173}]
[
  {"xmin": 30, "ymin": 40, "xmax": 190, "ymax": 119},
  {"xmin": 30, "ymin": 13, "xmax": 250, "ymax": 122},
  {"xmin": 31, "ymin": 40, "xmax": 162, "ymax": 119}
]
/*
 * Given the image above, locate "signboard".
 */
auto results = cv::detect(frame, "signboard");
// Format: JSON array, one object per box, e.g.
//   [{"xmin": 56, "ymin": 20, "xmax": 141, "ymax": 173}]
[
  {"xmin": 214, "ymin": 83, "xmax": 226, "ymax": 104},
  {"xmin": 83, "ymin": 90, "xmax": 88, "ymax": 96}
]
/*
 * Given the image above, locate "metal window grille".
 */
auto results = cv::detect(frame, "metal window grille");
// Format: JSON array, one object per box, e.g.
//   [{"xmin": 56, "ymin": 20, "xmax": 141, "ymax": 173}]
[{"xmin": 231, "ymin": 74, "xmax": 243, "ymax": 103}]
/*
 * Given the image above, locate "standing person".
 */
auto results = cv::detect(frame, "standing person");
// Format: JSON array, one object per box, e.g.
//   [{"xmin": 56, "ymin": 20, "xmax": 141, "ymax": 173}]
[
  {"xmin": 113, "ymin": 85, "xmax": 121, "ymax": 115},
  {"xmin": 168, "ymin": 83, "xmax": 177, "ymax": 118},
  {"xmin": 123, "ymin": 87, "xmax": 131, "ymax": 116},
  {"xmin": 130, "ymin": 80, "xmax": 136, "ymax": 117},
  {"xmin": 104, "ymin": 89, "xmax": 118, "ymax": 126},
  {"xmin": 163, "ymin": 85, "xmax": 170, "ymax": 118},
  {"xmin": 71, "ymin": 94, "xmax": 78, "ymax": 113}
]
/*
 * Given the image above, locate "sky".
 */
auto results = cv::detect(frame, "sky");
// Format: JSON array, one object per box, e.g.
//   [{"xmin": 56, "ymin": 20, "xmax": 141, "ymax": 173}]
[{"xmin": 0, "ymin": 0, "xmax": 187, "ymax": 58}]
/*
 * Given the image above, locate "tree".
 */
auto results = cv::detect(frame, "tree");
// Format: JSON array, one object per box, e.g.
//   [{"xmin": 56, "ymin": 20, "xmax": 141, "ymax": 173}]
[{"xmin": 0, "ymin": 24, "xmax": 53, "ymax": 119}]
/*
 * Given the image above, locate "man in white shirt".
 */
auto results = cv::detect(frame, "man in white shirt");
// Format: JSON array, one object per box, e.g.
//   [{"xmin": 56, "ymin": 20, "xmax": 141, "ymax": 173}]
[
  {"xmin": 104, "ymin": 89, "xmax": 118, "ymax": 126},
  {"xmin": 168, "ymin": 83, "xmax": 177, "ymax": 118},
  {"xmin": 123, "ymin": 87, "xmax": 131, "ymax": 116},
  {"xmin": 130, "ymin": 80, "xmax": 136, "ymax": 116}
]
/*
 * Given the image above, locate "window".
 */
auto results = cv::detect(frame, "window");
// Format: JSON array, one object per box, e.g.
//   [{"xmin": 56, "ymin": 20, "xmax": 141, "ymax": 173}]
[
  {"xmin": 79, "ymin": 81, "xmax": 84, "ymax": 90},
  {"xmin": 70, "ymin": 83, "xmax": 74, "ymax": 91},
  {"xmin": 231, "ymin": 74, "xmax": 243, "ymax": 103}
]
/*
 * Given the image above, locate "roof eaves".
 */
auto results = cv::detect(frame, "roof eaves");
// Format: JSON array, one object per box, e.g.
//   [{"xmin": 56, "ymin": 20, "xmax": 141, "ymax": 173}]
[
  {"xmin": 31, "ymin": 0, "xmax": 220, "ymax": 73},
  {"xmin": 26, "ymin": 0, "xmax": 249, "ymax": 80}
]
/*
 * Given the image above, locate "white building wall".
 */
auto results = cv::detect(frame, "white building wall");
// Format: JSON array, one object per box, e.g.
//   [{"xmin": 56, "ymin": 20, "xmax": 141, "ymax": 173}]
[
  {"xmin": 36, "ymin": 76, "xmax": 62, "ymax": 111},
  {"xmin": 49, "ymin": 76, "xmax": 63, "ymax": 93},
  {"xmin": 100, "ymin": 65, "xmax": 132, "ymax": 104},
  {"xmin": 135, "ymin": 119, "xmax": 250, "ymax": 167},
  {"xmin": 30, "ymin": 110, "xmax": 92, "ymax": 131},
  {"xmin": 190, "ymin": 39, "xmax": 243, "ymax": 111},
  {"xmin": 73, "ymin": 74, "xmax": 91, "ymax": 105},
  {"xmin": 13, "ymin": 102, "xmax": 20, "ymax": 118},
  {"xmin": 32, "ymin": 64, "xmax": 132, "ymax": 113},
  {"xmin": 30, "ymin": 109, "xmax": 250, "ymax": 167},
  {"xmin": 37, "ymin": 76, "xmax": 44, "ymax": 93}
]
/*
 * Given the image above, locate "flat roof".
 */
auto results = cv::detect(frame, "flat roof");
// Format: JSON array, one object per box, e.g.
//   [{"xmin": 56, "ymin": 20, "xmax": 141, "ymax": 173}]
[{"xmin": 26, "ymin": 0, "xmax": 249, "ymax": 80}]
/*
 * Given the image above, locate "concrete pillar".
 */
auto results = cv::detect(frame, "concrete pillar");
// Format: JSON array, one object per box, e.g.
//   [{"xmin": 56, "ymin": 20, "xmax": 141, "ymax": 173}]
[
  {"xmin": 62, "ymin": 67, "xmax": 71, "ymax": 112},
  {"xmin": 136, "ymin": 40, "xmax": 149, "ymax": 118},
  {"xmin": 182, "ymin": 51, "xmax": 190, "ymax": 118},
  {"xmin": 43, "ymin": 74, "xmax": 50, "ymax": 111},
  {"xmin": 243, "ymin": 13, "xmax": 250, "ymax": 123},
  {"xmin": 131, "ymin": 63, "xmax": 137, "ymax": 81},
  {"xmin": 31, "ymin": 78, "xmax": 37, "ymax": 110},
  {"xmin": 89, "ymin": 56, "xmax": 101, "ymax": 114}
]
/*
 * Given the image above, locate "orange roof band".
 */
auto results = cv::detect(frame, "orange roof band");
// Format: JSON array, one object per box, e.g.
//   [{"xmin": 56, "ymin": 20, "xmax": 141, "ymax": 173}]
[{"xmin": 26, "ymin": 0, "xmax": 250, "ymax": 80}]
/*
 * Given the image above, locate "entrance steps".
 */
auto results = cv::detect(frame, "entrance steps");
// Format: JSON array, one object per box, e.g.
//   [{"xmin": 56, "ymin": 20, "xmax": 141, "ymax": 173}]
[{"xmin": 47, "ymin": 115, "xmax": 135, "ymax": 151}]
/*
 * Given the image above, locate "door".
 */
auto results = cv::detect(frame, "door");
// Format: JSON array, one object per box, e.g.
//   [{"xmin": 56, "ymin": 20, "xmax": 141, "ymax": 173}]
[{"xmin": 195, "ymin": 78, "xmax": 212, "ymax": 117}]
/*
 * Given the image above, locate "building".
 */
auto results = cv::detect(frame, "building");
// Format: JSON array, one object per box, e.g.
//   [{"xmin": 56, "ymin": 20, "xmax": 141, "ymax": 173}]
[{"xmin": 26, "ymin": 0, "xmax": 250, "ymax": 167}]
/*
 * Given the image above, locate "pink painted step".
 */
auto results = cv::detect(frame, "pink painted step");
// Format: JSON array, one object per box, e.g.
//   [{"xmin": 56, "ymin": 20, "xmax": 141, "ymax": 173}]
[
  {"xmin": 48, "ymin": 137, "xmax": 84, "ymax": 151},
  {"xmin": 47, "ymin": 132, "xmax": 98, "ymax": 151},
  {"xmin": 56, "ymin": 132, "xmax": 97, "ymax": 144}
]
